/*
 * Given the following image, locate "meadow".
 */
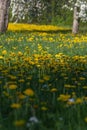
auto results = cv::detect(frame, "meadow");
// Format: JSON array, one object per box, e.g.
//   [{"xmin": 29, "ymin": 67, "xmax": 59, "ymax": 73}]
[{"xmin": 0, "ymin": 23, "xmax": 87, "ymax": 130}]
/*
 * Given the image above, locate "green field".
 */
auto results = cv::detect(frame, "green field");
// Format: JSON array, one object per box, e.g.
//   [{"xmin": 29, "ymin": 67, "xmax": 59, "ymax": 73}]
[{"xmin": 0, "ymin": 24, "xmax": 87, "ymax": 130}]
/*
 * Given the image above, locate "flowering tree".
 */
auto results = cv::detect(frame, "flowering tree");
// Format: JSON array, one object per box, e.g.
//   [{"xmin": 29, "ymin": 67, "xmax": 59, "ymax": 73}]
[
  {"xmin": 0, "ymin": 0, "xmax": 10, "ymax": 33},
  {"xmin": 63, "ymin": 0, "xmax": 87, "ymax": 33},
  {"xmin": 10, "ymin": 0, "xmax": 87, "ymax": 33},
  {"xmin": 10, "ymin": 0, "xmax": 29, "ymax": 23},
  {"xmin": 10, "ymin": 0, "xmax": 45, "ymax": 23},
  {"xmin": 72, "ymin": 0, "xmax": 87, "ymax": 34},
  {"xmin": 10, "ymin": 0, "xmax": 67, "ymax": 23}
]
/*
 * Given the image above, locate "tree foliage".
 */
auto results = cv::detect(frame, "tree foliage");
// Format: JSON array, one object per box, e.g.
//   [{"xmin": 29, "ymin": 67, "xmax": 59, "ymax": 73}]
[{"xmin": 9, "ymin": 0, "xmax": 87, "ymax": 26}]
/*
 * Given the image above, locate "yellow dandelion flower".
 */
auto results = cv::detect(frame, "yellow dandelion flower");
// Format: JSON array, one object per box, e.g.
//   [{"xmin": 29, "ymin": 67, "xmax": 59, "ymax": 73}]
[
  {"xmin": 83, "ymin": 86, "xmax": 87, "ymax": 89},
  {"xmin": 0, "ymin": 56, "xmax": 4, "ymax": 60},
  {"xmin": 10, "ymin": 76, "xmax": 17, "ymax": 80},
  {"xmin": 64, "ymin": 84, "xmax": 76, "ymax": 88},
  {"xmin": 18, "ymin": 51, "xmax": 23, "ymax": 57},
  {"xmin": 11, "ymin": 103, "xmax": 21, "ymax": 108},
  {"xmin": 18, "ymin": 94, "xmax": 26, "ymax": 99},
  {"xmin": 57, "ymin": 94, "xmax": 71, "ymax": 102},
  {"xmin": 79, "ymin": 77, "xmax": 85, "ymax": 80},
  {"xmin": 50, "ymin": 88, "xmax": 57, "ymax": 92},
  {"xmin": 2, "ymin": 50, "xmax": 7, "ymax": 55},
  {"xmin": 13, "ymin": 120, "xmax": 25, "ymax": 126},
  {"xmin": 18, "ymin": 79, "xmax": 25, "ymax": 83},
  {"xmin": 84, "ymin": 117, "xmax": 87, "ymax": 122},
  {"xmin": 43, "ymin": 75, "xmax": 50, "ymax": 81},
  {"xmin": 39, "ymin": 79, "xmax": 44, "ymax": 83},
  {"xmin": 84, "ymin": 96, "xmax": 87, "ymax": 101},
  {"xmin": 27, "ymin": 37, "xmax": 33, "ymax": 41},
  {"xmin": 3, "ymin": 91, "xmax": 9, "ymax": 97},
  {"xmin": 67, "ymin": 101, "xmax": 75, "ymax": 105},
  {"xmin": 27, "ymin": 76, "xmax": 32, "ymax": 80},
  {"xmin": 24, "ymin": 88, "xmax": 34, "ymax": 96},
  {"xmin": 41, "ymin": 106, "xmax": 48, "ymax": 111},
  {"xmin": 0, "ymin": 45, "xmax": 3, "ymax": 49},
  {"xmin": 75, "ymin": 98, "xmax": 83, "ymax": 104},
  {"xmin": 9, "ymin": 84, "xmax": 17, "ymax": 90},
  {"xmin": 64, "ymin": 77, "xmax": 68, "ymax": 80},
  {"xmin": 49, "ymin": 37, "xmax": 54, "ymax": 42}
]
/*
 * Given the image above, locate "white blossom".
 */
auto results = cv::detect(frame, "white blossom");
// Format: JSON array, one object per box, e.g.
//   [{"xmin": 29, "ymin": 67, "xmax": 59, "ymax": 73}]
[
  {"xmin": 63, "ymin": 0, "xmax": 87, "ymax": 22},
  {"xmin": 10, "ymin": 0, "xmax": 45, "ymax": 23},
  {"xmin": 10, "ymin": 0, "xmax": 87, "ymax": 23}
]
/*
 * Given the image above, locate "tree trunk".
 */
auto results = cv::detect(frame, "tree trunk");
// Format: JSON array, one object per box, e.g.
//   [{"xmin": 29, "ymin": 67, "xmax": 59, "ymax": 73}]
[
  {"xmin": 72, "ymin": 5, "xmax": 80, "ymax": 34},
  {"xmin": 0, "ymin": 0, "xmax": 10, "ymax": 33}
]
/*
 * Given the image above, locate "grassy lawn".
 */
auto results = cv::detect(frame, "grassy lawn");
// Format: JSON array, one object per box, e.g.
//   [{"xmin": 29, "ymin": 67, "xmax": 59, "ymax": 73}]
[{"xmin": 0, "ymin": 23, "xmax": 87, "ymax": 130}]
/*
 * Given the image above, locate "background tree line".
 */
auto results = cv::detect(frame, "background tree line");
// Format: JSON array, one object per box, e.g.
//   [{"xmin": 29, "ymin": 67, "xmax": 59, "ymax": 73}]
[
  {"xmin": 10, "ymin": 0, "xmax": 71, "ymax": 25},
  {"xmin": 0, "ymin": 0, "xmax": 87, "ymax": 33}
]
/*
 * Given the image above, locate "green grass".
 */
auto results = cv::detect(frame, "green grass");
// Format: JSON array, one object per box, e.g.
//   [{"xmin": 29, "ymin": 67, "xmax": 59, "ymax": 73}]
[{"xmin": 0, "ymin": 29, "xmax": 87, "ymax": 130}]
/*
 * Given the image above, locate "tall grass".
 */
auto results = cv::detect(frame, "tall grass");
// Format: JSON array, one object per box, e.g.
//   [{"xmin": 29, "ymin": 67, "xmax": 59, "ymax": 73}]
[{"xmin": 0, "ymin": 23, "xmax": 87, "ymax": 130}]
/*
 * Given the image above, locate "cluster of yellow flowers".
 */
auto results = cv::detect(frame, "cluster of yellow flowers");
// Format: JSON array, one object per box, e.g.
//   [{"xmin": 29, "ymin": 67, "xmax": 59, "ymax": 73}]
[
  {"xmin": 1, "ymin": 23, "xmax": 87, "ymax": 129},
  {"xmin": 8, "ymin": 23, "xmax": 71, "ymax": 32}
]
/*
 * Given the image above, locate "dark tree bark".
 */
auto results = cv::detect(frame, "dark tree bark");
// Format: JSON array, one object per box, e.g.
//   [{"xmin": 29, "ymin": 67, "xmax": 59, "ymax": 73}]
[{"xmin": 0, "ymin": 0, "xmax": 10, "ymax": 33}]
